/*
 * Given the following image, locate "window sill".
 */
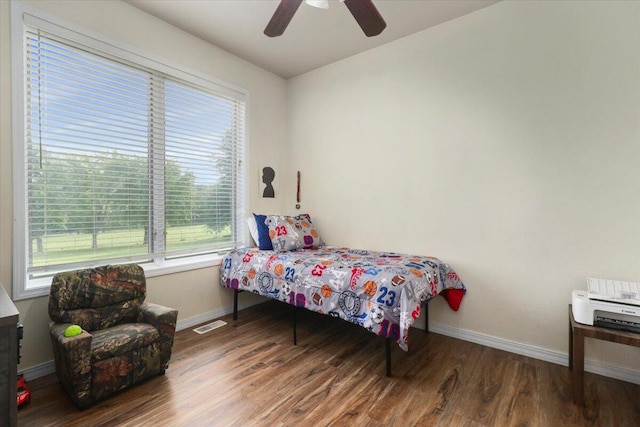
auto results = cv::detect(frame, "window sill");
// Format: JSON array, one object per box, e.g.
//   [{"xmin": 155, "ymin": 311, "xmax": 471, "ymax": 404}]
[
  {"xmin": 140, "ymin": 253, "xmax": 224, "ymax": 278},
  {"xmin": 15, "ymin": 253, "xmax": 225, "ymax": 301}
]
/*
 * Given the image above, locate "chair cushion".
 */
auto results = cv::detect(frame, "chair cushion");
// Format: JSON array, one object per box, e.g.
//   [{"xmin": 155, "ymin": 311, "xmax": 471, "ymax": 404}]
[
  {"xmin": 49, "ymin": 264, "xmax": 147, "ymax": 331},
  {"xmin": 91, "ymin": 323, "xmax": 159, "ymax": 362}
]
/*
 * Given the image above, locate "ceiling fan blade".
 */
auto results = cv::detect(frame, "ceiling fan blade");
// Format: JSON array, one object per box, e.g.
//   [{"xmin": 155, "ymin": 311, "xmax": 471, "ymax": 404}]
[
  {"xmin": 343, "ymin": 0, "xmax": 386, "ymax": 37},
  {"xmin": 264, "ymin": 0, "xmax": 304, "ymax": 37}
]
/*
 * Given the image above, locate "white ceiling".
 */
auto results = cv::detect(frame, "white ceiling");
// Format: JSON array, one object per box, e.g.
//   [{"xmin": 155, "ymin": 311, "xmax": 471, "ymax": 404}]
[{"xmin": 126, "ymin": 0, "xmax": 499, "ymax": 79}]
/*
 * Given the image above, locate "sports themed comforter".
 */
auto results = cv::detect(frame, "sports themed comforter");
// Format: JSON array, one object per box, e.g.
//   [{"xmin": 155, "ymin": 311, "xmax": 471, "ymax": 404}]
[{"xmin": 220, "ymin": 246, "xmax": 466, "ymax": 351}]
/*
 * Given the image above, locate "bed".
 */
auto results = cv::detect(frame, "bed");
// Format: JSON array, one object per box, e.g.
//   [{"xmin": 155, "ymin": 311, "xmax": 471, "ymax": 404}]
[{"xmin": 219, "ymin": 214, "xmax": 467, "ymax": 375}]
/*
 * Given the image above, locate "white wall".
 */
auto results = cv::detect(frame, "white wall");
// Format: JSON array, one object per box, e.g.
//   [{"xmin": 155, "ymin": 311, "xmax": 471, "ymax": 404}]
[
  {"xmin": 0, "ymin": 0, "xmax": 287, "ymax": 371},
  {"xmin": 286, "ymin": 0, "xmax": 640, "ymax": 372}
]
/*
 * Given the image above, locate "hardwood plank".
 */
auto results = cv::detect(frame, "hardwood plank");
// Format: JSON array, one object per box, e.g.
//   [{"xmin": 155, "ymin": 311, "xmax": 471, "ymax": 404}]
[
  {"xmin": 17, "ymin": 300, "xmax": 640, "ymax": 426},
  {"xmin": 417, "ymin": 337, "xmax": 479, "ymax": 425},
  {"xmin": 534, "ymin": 358, "xmax": 588, "ymax": 427},
  {"xmin": 435, "ymin": 345, "xmax": 514, "ymax": 425},
  {"xmin": 493, "ymin": 358, "xmax": 540, "ymax": 426}
]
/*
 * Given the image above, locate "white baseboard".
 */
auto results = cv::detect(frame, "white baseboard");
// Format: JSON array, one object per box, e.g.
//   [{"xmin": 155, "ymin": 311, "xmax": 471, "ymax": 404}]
[
  {"xmin": 175, "ymin": 308, "xmax": 227, "ymax": 331},
  {"xmin": 19, "ymin": 304, "xmax": 640, "ymax": 386},
  {"xmin": 21, "ymin": 360, "xmax": 56, "ymax": 382},
  {"xmin": 174, "ymin": 299, "xmax": 256, "ymax": 331},
  {"xmin": 429, "ymin": 320, "xmax": 640, "ymax": 386}
]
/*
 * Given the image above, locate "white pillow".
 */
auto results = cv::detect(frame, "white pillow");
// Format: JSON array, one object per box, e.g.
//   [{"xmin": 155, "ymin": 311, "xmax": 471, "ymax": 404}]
[{"xmin": 247, "ymin": 216, "xmax": 259, "ymax": 246}]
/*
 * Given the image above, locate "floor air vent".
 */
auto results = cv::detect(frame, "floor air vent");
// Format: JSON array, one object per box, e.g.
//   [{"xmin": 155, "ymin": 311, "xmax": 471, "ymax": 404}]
[{"xmin": 193, "ymin": 320, "xmax": 227, "ymax": 334}]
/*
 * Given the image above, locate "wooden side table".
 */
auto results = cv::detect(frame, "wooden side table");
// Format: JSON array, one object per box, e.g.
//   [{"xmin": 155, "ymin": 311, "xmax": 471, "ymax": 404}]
[{"xmin": 569, "ymin": 304, "xmax": 640, "ymax": 405}]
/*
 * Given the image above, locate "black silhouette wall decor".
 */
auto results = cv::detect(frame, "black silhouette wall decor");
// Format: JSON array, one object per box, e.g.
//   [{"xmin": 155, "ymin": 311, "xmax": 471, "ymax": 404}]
[{"xmin": 262, "ymin": 166, "xmax": 275, "ymax": 198}]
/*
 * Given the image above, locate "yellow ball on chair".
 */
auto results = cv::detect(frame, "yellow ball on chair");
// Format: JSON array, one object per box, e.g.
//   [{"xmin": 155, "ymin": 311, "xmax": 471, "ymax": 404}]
[{"xmin": 64, "ymin": 325, "xmax": 82, "ymax": 337}]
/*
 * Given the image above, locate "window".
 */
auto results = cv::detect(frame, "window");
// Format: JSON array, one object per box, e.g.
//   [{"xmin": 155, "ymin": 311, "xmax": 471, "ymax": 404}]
[{"xmin": 12, "ymin": 4, "xmax": 247, "ymax": 299}]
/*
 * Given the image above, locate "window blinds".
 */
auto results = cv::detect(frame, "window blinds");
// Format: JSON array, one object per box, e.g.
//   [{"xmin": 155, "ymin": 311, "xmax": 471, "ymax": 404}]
[{"xmin": 23, "ymin": 28, "xmax": 246, "ymax": 277}]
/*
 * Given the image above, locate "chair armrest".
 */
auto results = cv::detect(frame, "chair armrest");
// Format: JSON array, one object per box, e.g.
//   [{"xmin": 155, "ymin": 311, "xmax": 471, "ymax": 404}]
[
  {"xmin": 49, "ymin": 323, "xmax": 93, "ymax": 408},
  {"xmin": 139, "ymin": 303, "xmax": 178, "ymax": 370},
  {"xmin": 139, "ymin": 302, "xmax": 178, "ymax": 333}
]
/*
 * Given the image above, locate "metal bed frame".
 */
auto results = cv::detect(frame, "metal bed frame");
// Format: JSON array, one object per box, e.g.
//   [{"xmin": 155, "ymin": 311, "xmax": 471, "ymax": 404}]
[{"xmin": 232, "ymin": 288, "xmax": 429, "ymax": 377}]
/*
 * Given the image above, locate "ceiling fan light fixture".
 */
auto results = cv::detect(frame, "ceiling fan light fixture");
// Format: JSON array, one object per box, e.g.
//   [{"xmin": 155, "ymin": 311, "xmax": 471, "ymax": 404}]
[{"xmin": 305, "ymin": 0, "xmax": 329, "ymax": 9}]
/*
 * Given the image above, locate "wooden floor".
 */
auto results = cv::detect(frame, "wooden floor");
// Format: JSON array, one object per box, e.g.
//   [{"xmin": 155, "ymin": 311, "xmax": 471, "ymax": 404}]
[{"xmin": 18, "ymin": 301, "xmax": 640, "ymax": 426}]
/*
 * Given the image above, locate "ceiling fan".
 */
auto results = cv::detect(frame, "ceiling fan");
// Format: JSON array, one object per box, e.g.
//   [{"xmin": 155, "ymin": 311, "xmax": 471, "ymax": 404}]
[{"xmin": 264, "ymin": 0, "xmax": 386, "ymax": 38}]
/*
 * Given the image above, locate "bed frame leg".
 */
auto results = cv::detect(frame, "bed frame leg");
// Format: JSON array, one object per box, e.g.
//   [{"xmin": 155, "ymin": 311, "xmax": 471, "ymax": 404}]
[
  {"xmin": 386, "ymin": 338, "xmax": 391, "ymax": 377},
  {"xmin": 233, "ymin": 289, "xmax": 239, "ymax": 321},
  {"xmin": 425, "ymin": 302, "xmax": 429, "ymax": 334},
  {"xmin": 293, "ymin": 307, "xmax": 298, "ymax": 345}
]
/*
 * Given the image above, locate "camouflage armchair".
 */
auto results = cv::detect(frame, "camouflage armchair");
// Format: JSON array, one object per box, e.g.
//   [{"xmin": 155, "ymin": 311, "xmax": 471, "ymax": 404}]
[{"xmin": 48, "ymin": 264, "xmax": 178, "ymax": 408}]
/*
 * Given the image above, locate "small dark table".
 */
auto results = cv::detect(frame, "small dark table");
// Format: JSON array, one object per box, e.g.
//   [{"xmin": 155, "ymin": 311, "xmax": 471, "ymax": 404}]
[
  {"xmin": 569, "ymin": 304, "xmax": 640, "ymax": 405},
  {"xmin": 1, "ymin": 283, "xmax": 19, "ymax": 427}
]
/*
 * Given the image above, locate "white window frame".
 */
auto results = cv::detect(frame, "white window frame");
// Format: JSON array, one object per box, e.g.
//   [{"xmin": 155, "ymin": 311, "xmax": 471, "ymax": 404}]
[{"xmin": 11, "ymin": 1, "xmax": 250, "ymax": 300}]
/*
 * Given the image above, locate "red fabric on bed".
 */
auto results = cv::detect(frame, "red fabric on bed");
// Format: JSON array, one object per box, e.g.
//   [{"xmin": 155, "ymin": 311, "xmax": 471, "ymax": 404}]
[{"xmin": 441, "ymin": 288, "xmax": 465, "ymax": 311}]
